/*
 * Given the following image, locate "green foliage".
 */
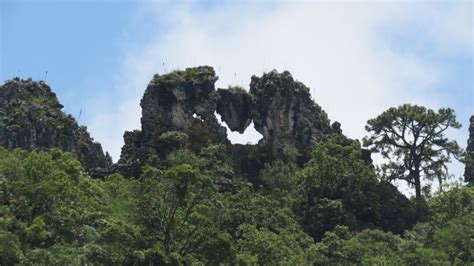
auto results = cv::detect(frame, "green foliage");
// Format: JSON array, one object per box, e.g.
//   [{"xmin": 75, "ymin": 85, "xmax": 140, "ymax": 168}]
[
  {"xmin": 296, "ymin": 135, "xmax": 395, "ymax": 239},
  {"xmin": 151, "ymin": 66, "xmax": 216, "ymax": 86},
  {"xmin": 136, "ymin": 164, "xmax": 220, "ymax": 259},
  {"xmin": 405, "ymin": 186, "xmax": 474, "ymax": 264},
  {"xmin": 0, "ymin": 137, "xmax": 471, "ymax": 264},
  {"xmin": 0, "ymin": 147, "xmax": 142, "ymax": 264},
  {"xmin": 227, "ymin": 85, "xmax": 247, "ymax": 94},
  {"xmin": 343, "ymin": 229, "xmax": 404, "ymax": 264},
  {"xmin": 156, "ymin": 131, "xmax": 189, "ymax": 155},
  {"xmin": 235, "ymin": 223, "xmax": 311, "ymax": 264},
  {"xmin": 260, "ymin": 160, "xmax": 298, "ymax": 207},
  {"xmin": 0, "ymin": 230, "xmax": 23, "ymax": 265},
  {"xmin": 199, "ymin": 144, "xmax": 235, "ymax": 178},
  {"xmin": 364, "ymin": 104, "xmax": 463, "ymax": 199},
  {"xmin": 214, "ymin": 183, "xmax": 315, "ymax": 264}
]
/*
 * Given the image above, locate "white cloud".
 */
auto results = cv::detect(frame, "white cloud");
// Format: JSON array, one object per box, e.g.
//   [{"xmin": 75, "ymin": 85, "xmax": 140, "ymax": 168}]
[{"xmin": 86, "ymin": 1, "xmax": 472, "ymax": 192}]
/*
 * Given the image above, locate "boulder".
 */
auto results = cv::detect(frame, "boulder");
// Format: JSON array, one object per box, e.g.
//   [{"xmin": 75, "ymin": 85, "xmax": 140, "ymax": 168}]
[{"xmin": 216, "ymin": 87, "xmax": 253, "ymax": 133}]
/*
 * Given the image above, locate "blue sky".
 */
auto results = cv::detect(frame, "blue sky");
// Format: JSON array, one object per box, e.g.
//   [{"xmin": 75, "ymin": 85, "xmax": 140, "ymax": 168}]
[
  {"xmin": 1, "ymin": 1, "xmax": 139, "ymax": 112},
  {"xmin": 1, "ymin": 1, "xmax": 473, "ymax": 186}
]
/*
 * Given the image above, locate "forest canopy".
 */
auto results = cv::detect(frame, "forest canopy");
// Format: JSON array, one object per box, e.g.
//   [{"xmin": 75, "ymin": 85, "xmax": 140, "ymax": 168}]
[
  {"xmin": 0, "ymin": 73, "xmax": 472, "ymax": 265},
  {"xmin": 0, "ymin": 142, "xmax": 472, "ymax": 265}
]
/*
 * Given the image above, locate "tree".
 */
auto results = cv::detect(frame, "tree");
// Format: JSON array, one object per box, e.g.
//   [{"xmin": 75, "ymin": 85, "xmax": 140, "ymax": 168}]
[
  {"xmin": 136, "ymin": 164, "xmax": 226, "ymax": 263},
  {"xmin": 296, "ymin": 134, "xmax": 386, "ymax": 239},
  {"xmin": 363, "ymin": 104, "xmax": 463, "ymax": 199},
  {"xmin": 404, "ymin": 186, "xmax": 474, "ymax": 265}
]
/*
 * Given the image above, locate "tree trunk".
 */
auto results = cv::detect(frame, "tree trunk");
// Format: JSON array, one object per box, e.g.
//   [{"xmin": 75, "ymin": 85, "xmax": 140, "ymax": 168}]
[
  {"xmin": 413, "ymin": 158, "xmax": 422, "ymax": 199},
  {"xmin": 414, "ymin": 174, "xmax": 421, "ymax": 199},
  {"xmin": 412, "ymin": 165, "xmax": 427, "ymax": 219}
]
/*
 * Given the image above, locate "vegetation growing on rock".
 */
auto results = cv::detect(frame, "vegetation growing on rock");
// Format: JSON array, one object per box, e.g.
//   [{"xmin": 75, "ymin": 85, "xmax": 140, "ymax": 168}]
[
  {"xmin": 0, "ymin": 78, "xmax": 112, "ymax": 171},
  {"xmin": 0, "ymin": 68, "xmax": 472, "ymax": 265}
]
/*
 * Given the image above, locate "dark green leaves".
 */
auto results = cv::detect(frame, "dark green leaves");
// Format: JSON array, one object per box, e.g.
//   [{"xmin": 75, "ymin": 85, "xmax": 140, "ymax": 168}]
[{"xmin": 364, "ymin": 104, "xmax": 463, "ymax": 198}]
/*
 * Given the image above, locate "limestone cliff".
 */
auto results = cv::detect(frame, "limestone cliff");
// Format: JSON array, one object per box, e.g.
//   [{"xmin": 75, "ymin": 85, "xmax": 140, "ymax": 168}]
[
  {"xmin": 249, "ymin": 70, "xmax": 332, "ymax": 158},
  {"xmin": 0, "ymin": 78, "xmax": 112, "ymax": 170},
  {"xmin": 118, "ymin": 67, "xmax": 229, "ymax": 176},
  {"xmin": 140, "ymin": 66, "xmax": 227, "ymax": 144},
  {"xmin": 118, "ymin": 66, "xmax": 336, "ymax": 176}
]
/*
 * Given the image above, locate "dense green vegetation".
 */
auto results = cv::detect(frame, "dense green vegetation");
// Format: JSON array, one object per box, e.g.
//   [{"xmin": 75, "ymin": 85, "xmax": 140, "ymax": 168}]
[
  {"xmin": 1, "ymin": 77, "xmax": 471, "ymax": 264},
  {"xmin": 1, "ymin": 135, "xmax": 472, "ymax": 265}
]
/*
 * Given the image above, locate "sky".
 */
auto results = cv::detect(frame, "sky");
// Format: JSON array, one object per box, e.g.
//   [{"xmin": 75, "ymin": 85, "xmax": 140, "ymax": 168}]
[{"xmin": 1, "ymin": 0, "xmax": 473, "ymax": 192}]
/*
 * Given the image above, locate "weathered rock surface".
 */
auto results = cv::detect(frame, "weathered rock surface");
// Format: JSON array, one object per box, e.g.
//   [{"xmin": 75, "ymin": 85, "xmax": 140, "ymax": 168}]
[
  {"xmin": 464, "ymin": 115, "xmax": 474, "ymax": 183},
  {"xmin": 140, "ymin": 66, "xmax": 227, "ymax": 143},
  {"xmin": 0, "ymin": 77, "xmax": 112, "ymax": 170},
  {"xmin": 216, "ymin": 87, "xmax": 253, "ymax": 133},
  {"xmin": 249, "ymin": 70, "xmax": 332, "ymax": 158},
  {"xmin": 118, "ymin": 67, "xmax": 229, "ymax": 175},
  {"xmin": 0, "ymin": 68, "xmax": 368, "ymax": 179},
  {"xmin": 118, "ymin": 66, "xmax": 337, "ymax": 176}
]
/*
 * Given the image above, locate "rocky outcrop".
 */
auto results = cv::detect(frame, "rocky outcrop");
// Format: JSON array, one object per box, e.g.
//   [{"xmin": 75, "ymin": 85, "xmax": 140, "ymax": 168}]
[
  {"xmin": 118, "ymin": 67, "xmax": 229, "ymax": 175},
  {"xmin": 0, "ymin": 77, "xmax": 112, "ymax": 170},
  {"xmin": 140, "ymin": 66, "xmax": 227, "ymax": 144},
  {"xmin": 0, "ymin": 68, "xmax": 366, "ymax": 179},
  {"xmin": 118, "ymin": 66, "xmax": 336, "ymax": 176},
  {"xmin": 249, "ymin": 70, "xmax": 332, "ymax": 158},
  {"xmin": 464, "ymin": 116, "xmax": 474, "ymax": 183}
]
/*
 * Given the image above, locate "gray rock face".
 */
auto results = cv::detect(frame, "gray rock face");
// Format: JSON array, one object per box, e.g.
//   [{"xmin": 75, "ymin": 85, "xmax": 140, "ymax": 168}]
[
  {"xmin": 119, "ymin": 66, "xmax": 229, "ymax": 173},
  {"xmin": 0, "ymin": 68, "xmax": 349, "ymax": 178},
  {"xmin": 464, "ymin": 116, "xmax": 474, "ymax": 183},
  {"xmin": 249, "ymin": 70, "xmax": 332, "ymax": 157},
  {"xmin": 0, "ymin": 77, "xmax": 112, "ymax": 170},
  {"xmin": 118, "ymin": 66, "xmax": 338, "ymax": 176},
  {"xmin": 216, "ymin": 87, "xmax": 253, "ymax": 133},
  {"xmin": 140, "ymin": 66, "xmax": 226, "ymax": 143}
]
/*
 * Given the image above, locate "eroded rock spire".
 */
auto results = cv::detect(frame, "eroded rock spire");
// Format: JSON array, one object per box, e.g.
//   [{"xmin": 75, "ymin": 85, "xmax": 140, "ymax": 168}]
[{"xmin": 0, "ymin": 77, "xmax": 112, "ymax": 170}]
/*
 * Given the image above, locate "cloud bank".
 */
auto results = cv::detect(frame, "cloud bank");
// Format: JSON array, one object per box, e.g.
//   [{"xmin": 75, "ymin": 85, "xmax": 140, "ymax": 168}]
[{"xmin": 87, "ymin": 1, "xmax": 472, "ymax": 190}]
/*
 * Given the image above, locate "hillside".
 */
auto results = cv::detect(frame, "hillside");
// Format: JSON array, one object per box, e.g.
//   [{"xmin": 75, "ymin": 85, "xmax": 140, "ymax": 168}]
[{"xmin": 0, "ymin": 67, "xmax": 472, "ymax": 265}]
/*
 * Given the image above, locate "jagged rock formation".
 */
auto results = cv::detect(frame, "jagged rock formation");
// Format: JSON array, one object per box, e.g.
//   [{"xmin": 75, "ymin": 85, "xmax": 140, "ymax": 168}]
[
  {"xmin": 249, "ymin": 70, "xmax": 332, "ymax": 158},
  {"xmin": 118, "ymin": 67, "xmax": 229, "ymax": 176},
  {"xmin": 0, "ymin": 68, "xmax": 368, "ymax": 180},
  {"xmin": 118, "ymin": 66, "xmax": 336, "ymax": 176},
  {"xmin": 140, "ymin": 66, "xmax": 227, "ymax": 144},
  {"xmin": 0, "ymin": 77, "xmax": 112, "ymax": 170},
  {"xmin": 464, "ymin": 116, "xmax": 474, "ymax": 183}
]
